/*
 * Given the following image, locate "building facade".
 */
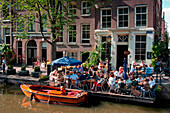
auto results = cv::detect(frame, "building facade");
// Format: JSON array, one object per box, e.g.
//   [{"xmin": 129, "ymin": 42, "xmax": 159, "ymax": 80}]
[{"xmin": 0, "ymin": 0, "xmax": 162, "ymax": 70}]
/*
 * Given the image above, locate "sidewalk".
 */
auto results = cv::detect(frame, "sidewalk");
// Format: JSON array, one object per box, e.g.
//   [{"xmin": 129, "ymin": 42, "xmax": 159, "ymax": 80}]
[
  {"xmin": 0, "ymin": 65, "xmax": 48, "ymax": 83},
  {"xmin": 1, "ymin": 65, "xmax": 47, "ymax": 76}
]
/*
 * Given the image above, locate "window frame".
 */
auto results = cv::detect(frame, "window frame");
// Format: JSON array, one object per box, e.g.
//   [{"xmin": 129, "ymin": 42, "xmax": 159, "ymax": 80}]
[
  {"xmin": 117, "ymin": 6, "xmax": 129, "ymax": 28},
  {"xmin": 67, "ymin": 51, "xmax": 78, "ymax": 60},
  {"xmin": 135, "ymin": 5, "xmax": 147, "ymax": 27},
  {"xmin": 81, "ymin": 1, "xmax": 91, "ymax": 16},
  {"xmin": 81, "ymin": 24, "xmax": 90, "ymax": 44},
  {"xmin": 135, "ymin": 35, "xmax": 147, "ymax": 60},
  {"xmin": 68, "ymin": 2, "xmax": 77, "ymax": 16},
  {"xmin": 100, "ymin": 8, "xmax": 112, "ymax": 29},
  {"xmin": 68, "ymin": 25, "xmax": 76, "ymax": 43},
  {"xmin": 56, "ymin": 31, "xmax": 63, "ymax": 44},
  {"xmin": 28, "ymin": 18, "xmax": 35, "ymax": 32}
]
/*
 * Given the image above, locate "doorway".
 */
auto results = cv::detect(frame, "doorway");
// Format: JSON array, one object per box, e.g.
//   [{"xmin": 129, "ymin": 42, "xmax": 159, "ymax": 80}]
[
  {"xmin": 117, "ymin": 45, "xmax": 128, "ymax": 70},
  {"xmin": 27, "ymin": 40, "xmax": 37, "ymax": 65}
]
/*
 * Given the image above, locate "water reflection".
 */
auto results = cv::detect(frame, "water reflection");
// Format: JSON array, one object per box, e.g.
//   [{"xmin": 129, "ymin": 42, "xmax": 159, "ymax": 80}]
[{"xmin": 0, "ymin": 84, "xmax": 170, "ymax": 113}]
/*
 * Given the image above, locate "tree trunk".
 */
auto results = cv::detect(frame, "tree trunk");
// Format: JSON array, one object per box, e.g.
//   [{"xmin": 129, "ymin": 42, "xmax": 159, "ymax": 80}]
[{"xmin": 51, "ymin": 42, "xmax": 56, "ymax": 61}]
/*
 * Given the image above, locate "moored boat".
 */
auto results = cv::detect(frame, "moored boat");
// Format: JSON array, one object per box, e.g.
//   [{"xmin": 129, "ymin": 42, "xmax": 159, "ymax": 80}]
[{"xmin": 20, "ymin": 84, "xmax": 87, "ymax": 106}]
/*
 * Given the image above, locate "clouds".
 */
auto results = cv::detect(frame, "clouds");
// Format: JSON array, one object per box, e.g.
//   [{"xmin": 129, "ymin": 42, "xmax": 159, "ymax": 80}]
[{"xmin": 163, "ymin": 8, "xmax": 170, "ymax": 33}]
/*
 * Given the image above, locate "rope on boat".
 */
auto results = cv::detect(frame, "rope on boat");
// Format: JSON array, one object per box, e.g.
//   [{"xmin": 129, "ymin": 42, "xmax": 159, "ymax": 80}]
[
  {"xmin": 30, "ymin": 92, "xmax": 34, "ymax": 101},
  {"xmin": 47, "ymin": 95, "xmax": 50, "ymax": 104}
]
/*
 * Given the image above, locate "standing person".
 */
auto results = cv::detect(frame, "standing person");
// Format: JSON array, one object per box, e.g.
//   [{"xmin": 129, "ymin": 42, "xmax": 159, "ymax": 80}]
[
  {"xmin": 130, "ymin": 61, "xmax": 136, "ymax": 75},
  {"xmin": 2, "ymin": 57, "xmax": 6, "ymax": 74}
]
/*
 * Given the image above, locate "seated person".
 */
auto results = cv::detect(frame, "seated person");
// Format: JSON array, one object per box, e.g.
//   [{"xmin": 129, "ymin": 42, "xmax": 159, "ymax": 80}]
[
  {"xmin": 113, "ymin": 70, "xmax": 119, "ymax": 78},
  {"xmin": 136, "ymin": 75, "xmax": 144, "ymax": 86},
  {"xmin": 84, "ymin": 71, "xmax": 91, "ymax": 80},
  {"xmin": 126, "ymin": 75, "xmax": 132, "ymax": 89},
  {"xmin": 64, "ymin": 71, "xmax": 71, "ymax": 86},
  {"xmin": 70, "ymin": 71, "xmax": 79, "ymax": 84},
  {"xmin": 91, "ymin": 74, "xmax": 105, "ymax": 91},
  {"xmin": 60, "ymin": 86, "xmax": 66, "ymax": 95},
  {"xmin": 49, "ymin": 69, "xmax": 58, "ymax": 81},
  {"xmin": 118, "ymin": 66, "xmax": 124, "ymax": 79},
  {"xmin": 98, "ymin": 59, "xmax": 104, "ymax": 69},
  {"xmin": 78, "ymin": 72, "xmax": 86, "ymax": 82},
  {"xmin": 77, "ymin": 65, "xmax": 83, "ymax": 73},
  {"xmin": 145, "ymin": 64, "xmax": 154, "ymax": 77},
  {"xmin": 141, "ymin": 78, "xmax": 150, "ymax": 97},
  {"xmin": 108, "ymin": 73, "xmax": 116, "ymax": 88},
  {"xmin": 72, "ymin": 65, "xmax": 78, "ymax": 72},
  {"xmin": 131, "ymin": 78, "xmax": 138, "ymax": 90},
  {"xmin": 130, "ymin": 61, "xmax": 136, "ymax": 75}
]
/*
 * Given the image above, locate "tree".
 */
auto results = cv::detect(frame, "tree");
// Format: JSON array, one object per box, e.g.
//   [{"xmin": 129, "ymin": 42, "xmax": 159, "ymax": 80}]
[
  {"xmin": 0, "ymin": 43, "xmax": 15, "ymax": 65},
  {"xmin": 151, "ymin": 32, "xmax": 169, "ymax": 68},
  {"xmin": 0, "ymin": 0, "xmax": 114, "ymax": 61},
  {"xmin": 81, "ymin": 41, "xmax": 108, "ymax": 68}
]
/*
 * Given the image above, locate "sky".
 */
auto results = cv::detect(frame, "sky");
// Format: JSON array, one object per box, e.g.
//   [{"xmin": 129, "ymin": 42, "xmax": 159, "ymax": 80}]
[{"xmin": 162, "ymin": 0, "xmax": 170, "ymax": 34}]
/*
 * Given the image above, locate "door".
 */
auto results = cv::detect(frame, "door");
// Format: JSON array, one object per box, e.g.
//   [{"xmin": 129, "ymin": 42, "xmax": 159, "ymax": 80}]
[
  {"xmin": 117, "ymin": 45, "xmax": 128, "ymax": 70},
  {"xmin": 27, "ymin": 48, "xmax": 37, "ymax": 65}
]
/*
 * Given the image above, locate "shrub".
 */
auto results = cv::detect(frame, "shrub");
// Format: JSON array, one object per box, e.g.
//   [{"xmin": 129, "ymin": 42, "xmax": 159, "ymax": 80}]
[
  {"xmin": 8, "ymin": 65, "xmax": 13, "ymax": 69},
  {"xmin": 11, "ymin": 58, "xmax": 17, "ymax": 65},
  {"xmin": 34, "ymin": 66, "xmax": 40, "ymax": 72},
  {"xmin": 21, "ymin": 66, "xmax": 26, "ymax": 71}
]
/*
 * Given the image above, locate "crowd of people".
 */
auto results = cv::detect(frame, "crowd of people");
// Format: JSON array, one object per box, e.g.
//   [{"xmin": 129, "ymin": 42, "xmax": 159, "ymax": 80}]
[{"xmin": 49, "ymin": 60, "xmax": 156, "ymax": 98}]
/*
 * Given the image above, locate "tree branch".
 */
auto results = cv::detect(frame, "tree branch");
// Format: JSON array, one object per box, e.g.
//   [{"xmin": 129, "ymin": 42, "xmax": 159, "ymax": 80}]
[{"xmin": 37, "ymin": 2, "xmax": 52, "ymax": 45}]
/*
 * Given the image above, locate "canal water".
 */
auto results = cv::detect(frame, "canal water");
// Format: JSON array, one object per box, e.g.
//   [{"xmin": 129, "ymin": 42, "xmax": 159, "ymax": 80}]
[{"xmin": 0, "ymin": 84, "xmax": 170, "ymax": 113}]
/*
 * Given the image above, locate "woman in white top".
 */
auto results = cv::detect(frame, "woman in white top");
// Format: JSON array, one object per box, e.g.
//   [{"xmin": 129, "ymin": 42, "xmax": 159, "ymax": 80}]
[{"xmin": 108, "ymin": 73, "xmax": 116, "ymax": 88}]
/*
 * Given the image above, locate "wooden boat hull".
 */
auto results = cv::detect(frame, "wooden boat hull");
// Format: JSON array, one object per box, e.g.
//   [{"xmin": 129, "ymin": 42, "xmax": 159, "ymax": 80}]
[{"xmin": 20, "ymin": 84, "xmax": 87, "ymax": 106}]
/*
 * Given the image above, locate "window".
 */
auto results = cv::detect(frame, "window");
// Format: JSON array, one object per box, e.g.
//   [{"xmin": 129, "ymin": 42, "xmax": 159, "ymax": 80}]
[
  {"xmin": 118, "ymin": 35, "xmax": 128, "ymax": 42},
  {"xmin": 69, "ymin": 2, "xmax": 76, "ymax": 15},
  {"xmin": 135, "ymin": 35, "xmax": 146, "ymax": 60},
  {"xmin": 28, "ymin": 18, "xmax": 35, "ymax": 32},
  {"xmin": 39, "ymin": 16, "xmax": 47, "ymax": 32},
  {"xmin": 81, "ymin": 25, "xmax": 90, "ymax": 43},
  {"xmin": 135, "ymin": 6, "xmax": 147, "ymax": 27},
  {"xmin": 67, "ymin": 52, "xmax": 77, "ymax": 59},
  {"xmin": 2, "ymin": 4, "xmax": 9, "ymax": 20},
  {"xmin": 68, "ymin": 25, "xmax": 76, "ymax": 43},
  {"xmin": 56, "ymin": 30, "xmax": 63, "ymax": 43},
  {"xmin": 4, "ymin": 28, "xmax": 10, "ymax": 35},
  {"xmin": 81, "ymin": 1, "xmax": 91, "ymax": 15},
  {"xmin": 118, "ymin": 7, "xmax": 128, "ymax": 27},
  {"xmin": 101, "ymin": 9, "xmax": 111, "ymax": 28},
  {"xmin": 17, "ymin": 20, "xmax": 24, "ymax": 32},
  {"xmin": 101, "ymin": 36, "xmax": 107, "ymax": 61}
]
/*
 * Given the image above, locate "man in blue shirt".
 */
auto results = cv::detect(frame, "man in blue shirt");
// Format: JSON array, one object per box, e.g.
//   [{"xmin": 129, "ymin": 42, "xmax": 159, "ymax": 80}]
[
  {"xmin": 77, "ymin": 65, "xmax": 83, "ymax": 73},
  {"xmin": 70, "ymin": 71, "xmax": 79, "ymax": 84},
  {"xmin": 72, "ymin": 65, "xmax": 78, "ymax": 72}
]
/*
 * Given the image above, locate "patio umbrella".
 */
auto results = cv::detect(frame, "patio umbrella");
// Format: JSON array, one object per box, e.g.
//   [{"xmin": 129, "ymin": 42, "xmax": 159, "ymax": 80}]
[
  {"xmin": 51, "ymin": 56, "xmax": 82, "ymax": 66},
  {"xmin": 123, "ymin": 58, "xmax": 128, "ymax": 80}
]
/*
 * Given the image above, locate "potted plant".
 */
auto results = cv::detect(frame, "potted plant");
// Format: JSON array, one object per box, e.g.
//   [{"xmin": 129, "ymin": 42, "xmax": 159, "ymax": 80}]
[
  {"xmin": 39, "ymin": 73, "xmax": 49, "ymax": 81},
  {"xmin": 31, "ymin": 66, "xmax": 41, "ymax": 78},
  {"xmin": 6, "ymin": 64, "xmax": 16, "ymax": 75},
  {"xmin": 18, "ymin": 65, "xmax": 29, "ymax": 76}
]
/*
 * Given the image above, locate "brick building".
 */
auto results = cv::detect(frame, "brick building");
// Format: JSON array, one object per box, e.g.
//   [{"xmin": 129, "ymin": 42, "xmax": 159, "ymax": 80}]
[{"xmin": 0, "ymin": 0, "xmax": 162, "ymax": 70}]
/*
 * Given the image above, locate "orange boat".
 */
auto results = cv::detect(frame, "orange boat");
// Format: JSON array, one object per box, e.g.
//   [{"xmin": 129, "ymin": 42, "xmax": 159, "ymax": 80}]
[{"xmin": 20, "ymin": 84, "xmax": 87, "ymax": 106}]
